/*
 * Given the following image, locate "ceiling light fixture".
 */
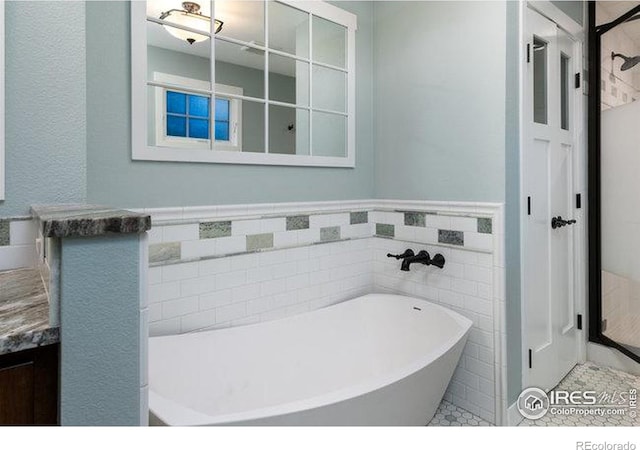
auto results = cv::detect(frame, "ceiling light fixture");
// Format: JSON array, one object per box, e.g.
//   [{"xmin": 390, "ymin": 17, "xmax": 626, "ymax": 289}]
[{"xmin": 159, "ymin": 2, "xmax": 223, "ymax": 45}]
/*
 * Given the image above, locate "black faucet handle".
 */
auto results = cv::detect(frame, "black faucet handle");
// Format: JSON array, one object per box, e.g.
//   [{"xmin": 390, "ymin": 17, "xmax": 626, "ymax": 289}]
[
  {"xmin": 387, "ymin": 249, "xmax": 415, "ymax": 260},
  {"xmin": 428, "ymin": 253, "xmax": 446, "ymax": 269}
]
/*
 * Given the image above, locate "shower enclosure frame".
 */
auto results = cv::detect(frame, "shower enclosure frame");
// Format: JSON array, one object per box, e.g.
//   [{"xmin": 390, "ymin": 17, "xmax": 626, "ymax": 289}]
[{"xmin": 587, "ymin": 0, "xmax": 640, "ymax": 364}]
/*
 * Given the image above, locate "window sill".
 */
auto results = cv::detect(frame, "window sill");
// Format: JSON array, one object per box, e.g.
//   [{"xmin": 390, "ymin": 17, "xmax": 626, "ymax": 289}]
[{"xmin": 132, "ymin": 146, "xmax": 355, "ymax": 168}]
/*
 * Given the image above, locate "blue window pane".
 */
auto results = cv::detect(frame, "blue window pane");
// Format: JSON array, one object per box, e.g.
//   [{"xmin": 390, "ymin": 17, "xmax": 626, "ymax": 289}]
[
  {"xmin": 167, "ymin": 115, "xmax": 187, "ymax": 137},
  {"xmin": 215, "ymin": 98, "xmax": 230, "ymax": 121},
  {"xmin": 215, "ymin": 121, "xmax": 230, "ymax": 141},
  {"xmin": 167, "ymin": 91, "xmax": 187, "ymax": 114},
  {"xmin": 189, "ymin": 118, "xmax": 210, "ymax": 139},
  {"xmin": 189, "ymin": 95, "xmax": 210, "ymax": 118}
]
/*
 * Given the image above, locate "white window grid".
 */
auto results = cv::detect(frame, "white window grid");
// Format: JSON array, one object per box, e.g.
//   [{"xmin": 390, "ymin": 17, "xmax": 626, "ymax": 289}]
[{"xmin": 132, "ymin": 0, "xmax": 357, "ymax": 167}]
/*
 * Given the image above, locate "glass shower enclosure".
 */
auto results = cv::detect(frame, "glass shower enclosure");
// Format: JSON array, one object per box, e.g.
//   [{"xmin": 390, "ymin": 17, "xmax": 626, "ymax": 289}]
[{"xmin": 589, "ymin": 1, "xmax": 640, "ymax": 362}]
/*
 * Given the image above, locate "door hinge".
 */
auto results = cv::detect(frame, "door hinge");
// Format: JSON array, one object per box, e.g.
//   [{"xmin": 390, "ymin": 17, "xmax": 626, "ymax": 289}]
[
  {"xmin": 528, "ymin": 349, "xmax": 533, "ymax": 369},
  {"xmin": 575, "ymin": 72, "xmax": 581, "ymax": 89},
  {"xmin": 576, "ymin": 193, "xmax": 582, "ymax": 209},
  {"xmin": 577, "ymin": 314, "xmax": 583, "ymax": 330},
  {"xmin": 602, "ymin": 319, "xmax": 608, "ymax": 332},
  {"xmin": 527, "ymin": 196, "xmax": 531, "ymax": 215},
  {"xmin": 527, "ymin": 43, "xmax": 531, "ymax": 63}
]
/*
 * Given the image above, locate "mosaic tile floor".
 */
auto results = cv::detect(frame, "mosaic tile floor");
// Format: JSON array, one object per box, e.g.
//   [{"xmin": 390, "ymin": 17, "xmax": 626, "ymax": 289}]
[
  {"xmin": 429, "ymin": 363, "xmax": 639, "ymax": 427},
  {"xmin": 427, "ymin": 400, "xmax": 492, "ymax": 426},
  {"xmin": 519, "ymin": 362, "xmax": 640, "ymax": 427}
]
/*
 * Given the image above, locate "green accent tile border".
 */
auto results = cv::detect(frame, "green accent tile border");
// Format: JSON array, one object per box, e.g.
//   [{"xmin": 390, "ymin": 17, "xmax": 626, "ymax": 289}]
[
  {"xmin": 246, "ymin": 233, "xmax": 274, "ymax": 251},
  {"xmin": 0, "ymin": 220, "xmax": 9, "ymax": 246},
  {"xmin": 376, "ymin": 223, "xmax": 395, "ymax": 237},
  {"xmin": 149, "ymin": 242, "xmax": 181, "ymax": 263},
  {"xmin": 403, "ymin": 211, "xmax": 426, "ymax": 227},
  {"xmin": 286, "ymin": 215, "xmax": 309, "ymax": 231},
  {"xmin": 200, "ymin": 221, "xmax": 231, "ymax": 239},
  {"xmin": 438, "ymin": 230, "xmax": 464, "ymax": 246},
  {"xmin": 320, "ymin": 226, "xmax": 341, "ymax": 242},
  {"xmin": 350, "ymin": 211, "xmax": 368, "ymax": 225},
  {"xmin": 477, "ymin": 218, "xmax": 493, "ymax": 234}
]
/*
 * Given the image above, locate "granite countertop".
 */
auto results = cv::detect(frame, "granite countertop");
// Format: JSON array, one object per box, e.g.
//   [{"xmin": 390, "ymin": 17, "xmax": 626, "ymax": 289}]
[
  {"xmin": 0, "ymin": 268, "xmax": 59, "ymax": 355},
  {"xmin": 31, "ymin": 204, "xmax": 151, "ymax": 238}
]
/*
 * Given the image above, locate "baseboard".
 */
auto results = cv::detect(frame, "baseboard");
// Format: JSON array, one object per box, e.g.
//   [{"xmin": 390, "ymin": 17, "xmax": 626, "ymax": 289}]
[
  {"xmin": 507, "ymin": 401, "xmax": 524, "ymax": 426},
  {"xmin": 587, "ymin": 342, "xmax": 640, "ymax": 376}
]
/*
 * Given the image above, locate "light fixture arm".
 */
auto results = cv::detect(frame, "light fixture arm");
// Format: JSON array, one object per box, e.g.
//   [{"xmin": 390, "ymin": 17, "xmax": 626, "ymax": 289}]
[
  {"xmin": 160, "ymin": 1, "xmax": 205, "ymax": 21},
  {"xmin": 159, "ymin": 8, "xmax": 190, "ymax": 21},
  {"xmin": 158, "ymin": 1, "xmax": 224, "ymax": 43}
]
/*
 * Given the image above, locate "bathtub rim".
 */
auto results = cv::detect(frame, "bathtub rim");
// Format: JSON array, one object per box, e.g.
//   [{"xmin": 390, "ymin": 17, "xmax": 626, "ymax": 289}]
[{"xmin": 149, "ymin": 293, "xmax": 473, "ymax": 426}]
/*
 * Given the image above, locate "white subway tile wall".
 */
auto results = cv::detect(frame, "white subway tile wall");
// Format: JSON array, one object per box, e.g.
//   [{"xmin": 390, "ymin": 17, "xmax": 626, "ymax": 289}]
[
  {"xmin": 0, "ymin": 219, "xmax": 37, "ymax": 271},
  {"xmin": 149, "ymin": 238, "xmax": 374, "ymax": 336},
  {"xmin": 372, "ymin": 235, "xmax": 498, "ymax": 422},
  {"xmin": 145, "ymin": 200, "xmax": 505, "ymax": 425}
]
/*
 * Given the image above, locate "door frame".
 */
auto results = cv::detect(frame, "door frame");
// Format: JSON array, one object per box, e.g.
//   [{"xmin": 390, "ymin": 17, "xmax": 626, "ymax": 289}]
[
  {"xmin": 587, "ymin": 1, "xmax": 640, "ymax": 364},
  {"xmin": 519, "ymin": 0, "xmax": 587, "ymax": 390}
]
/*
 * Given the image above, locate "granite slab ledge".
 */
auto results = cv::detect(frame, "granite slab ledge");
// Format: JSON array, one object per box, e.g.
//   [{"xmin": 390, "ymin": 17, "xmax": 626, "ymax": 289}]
[
  {"xmin": 0, "ymin": 268, "xmax": 59, "ymax": 355},
  {"xmin": 31, "ymin": 204, "xmax": 151, "ymax": 238}
]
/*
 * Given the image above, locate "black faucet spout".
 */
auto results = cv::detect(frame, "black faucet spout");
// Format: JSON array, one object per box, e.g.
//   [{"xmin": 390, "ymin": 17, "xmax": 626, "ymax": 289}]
[{"xmin": 400, "ymin": 250, "xmax": 431, "ymax": 271}]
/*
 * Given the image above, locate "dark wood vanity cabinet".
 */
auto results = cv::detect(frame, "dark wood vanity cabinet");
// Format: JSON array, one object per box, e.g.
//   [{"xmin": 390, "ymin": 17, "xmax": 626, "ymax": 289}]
[{"xmin": 0, "ymin": 344, "xmax": 59, "ymax": 425}]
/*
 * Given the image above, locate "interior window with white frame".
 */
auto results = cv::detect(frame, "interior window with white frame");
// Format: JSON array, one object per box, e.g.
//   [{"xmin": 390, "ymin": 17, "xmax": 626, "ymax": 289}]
[
  {"xmin": 154, "ymin": 72, "xmax": 242, "ymax": 151},
  {"xmin": 131, "ymin": 0, "xmax": 357, "ymax": 167}
]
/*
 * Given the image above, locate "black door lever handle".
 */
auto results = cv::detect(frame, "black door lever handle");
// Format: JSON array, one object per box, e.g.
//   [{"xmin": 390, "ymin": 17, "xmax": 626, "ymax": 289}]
[{"xmin": 551, "ymin": 216, "xmax": 577, "ymax": 229}]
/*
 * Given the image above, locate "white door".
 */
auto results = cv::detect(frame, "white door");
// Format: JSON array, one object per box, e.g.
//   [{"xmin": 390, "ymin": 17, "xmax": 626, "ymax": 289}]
[{"xmin": 523, "ymin": 7, "xmax": 580, "ymax": 391}]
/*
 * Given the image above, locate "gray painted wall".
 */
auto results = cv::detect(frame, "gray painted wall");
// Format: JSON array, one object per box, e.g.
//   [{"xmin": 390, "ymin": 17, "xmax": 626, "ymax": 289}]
[
  {"xmin": 147, "ymin": 46, "xmax": 297, "ymax": 154},
  {"xmin": 373, "ymin": 1, "xmax": 506, "ymax": 202},
  {"xmin": 0, "ymin": 1, "xmax": 86, "ymax": 217},
  {"xmin": 551, "ymin": 1, "xmax": 584, "ymax": 25},
  {"xmin": 60, "ymin": 234, "xmax": 141, "ymax": 425},
  {"xmin": 86, "ymin": 1, "xmax": 374, "ymax": 208}
]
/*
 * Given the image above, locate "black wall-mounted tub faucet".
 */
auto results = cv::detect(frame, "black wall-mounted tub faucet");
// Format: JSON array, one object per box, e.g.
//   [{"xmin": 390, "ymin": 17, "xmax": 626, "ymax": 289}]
[
  {"xmin": 392, "ymin": 250, "xmax": 446, "ymax": 271},
  {"xmin": 387, "ymin": 249, "xmax": 446, "ymax": 271}
]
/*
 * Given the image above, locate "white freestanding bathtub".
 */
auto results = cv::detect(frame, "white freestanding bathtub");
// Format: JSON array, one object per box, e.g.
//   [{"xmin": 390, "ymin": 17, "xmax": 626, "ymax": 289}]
[{"xmin": 148, "ymin": 293, "xmax": 472, "ymax": 426}]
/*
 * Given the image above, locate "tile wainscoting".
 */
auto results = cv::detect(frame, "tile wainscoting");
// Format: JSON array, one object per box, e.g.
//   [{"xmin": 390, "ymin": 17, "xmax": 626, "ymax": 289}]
[
  {"xmin": 149, "ymin": 238, "xmax": 374, "ymax": 335},
  {"xmin": 0, "ymin": 217, "xmax": 37, "ymax": 271},
  {"xmin": 144, "ymin": 199, "xmax": 507, "ymax": 425}
]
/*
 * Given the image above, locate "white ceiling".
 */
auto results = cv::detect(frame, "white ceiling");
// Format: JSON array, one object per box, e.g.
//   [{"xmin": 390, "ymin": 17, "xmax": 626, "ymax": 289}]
[
  {"xmin": 146, "ymin": 0, "xmax": 311, "ymax": 77},
  {"xmin": 598, "ymin": 1, "xmax": 640, "ymax": 23},
  {"xmin": 598, "ymin": 1, "xmax": 640, "ymax": 48}
]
